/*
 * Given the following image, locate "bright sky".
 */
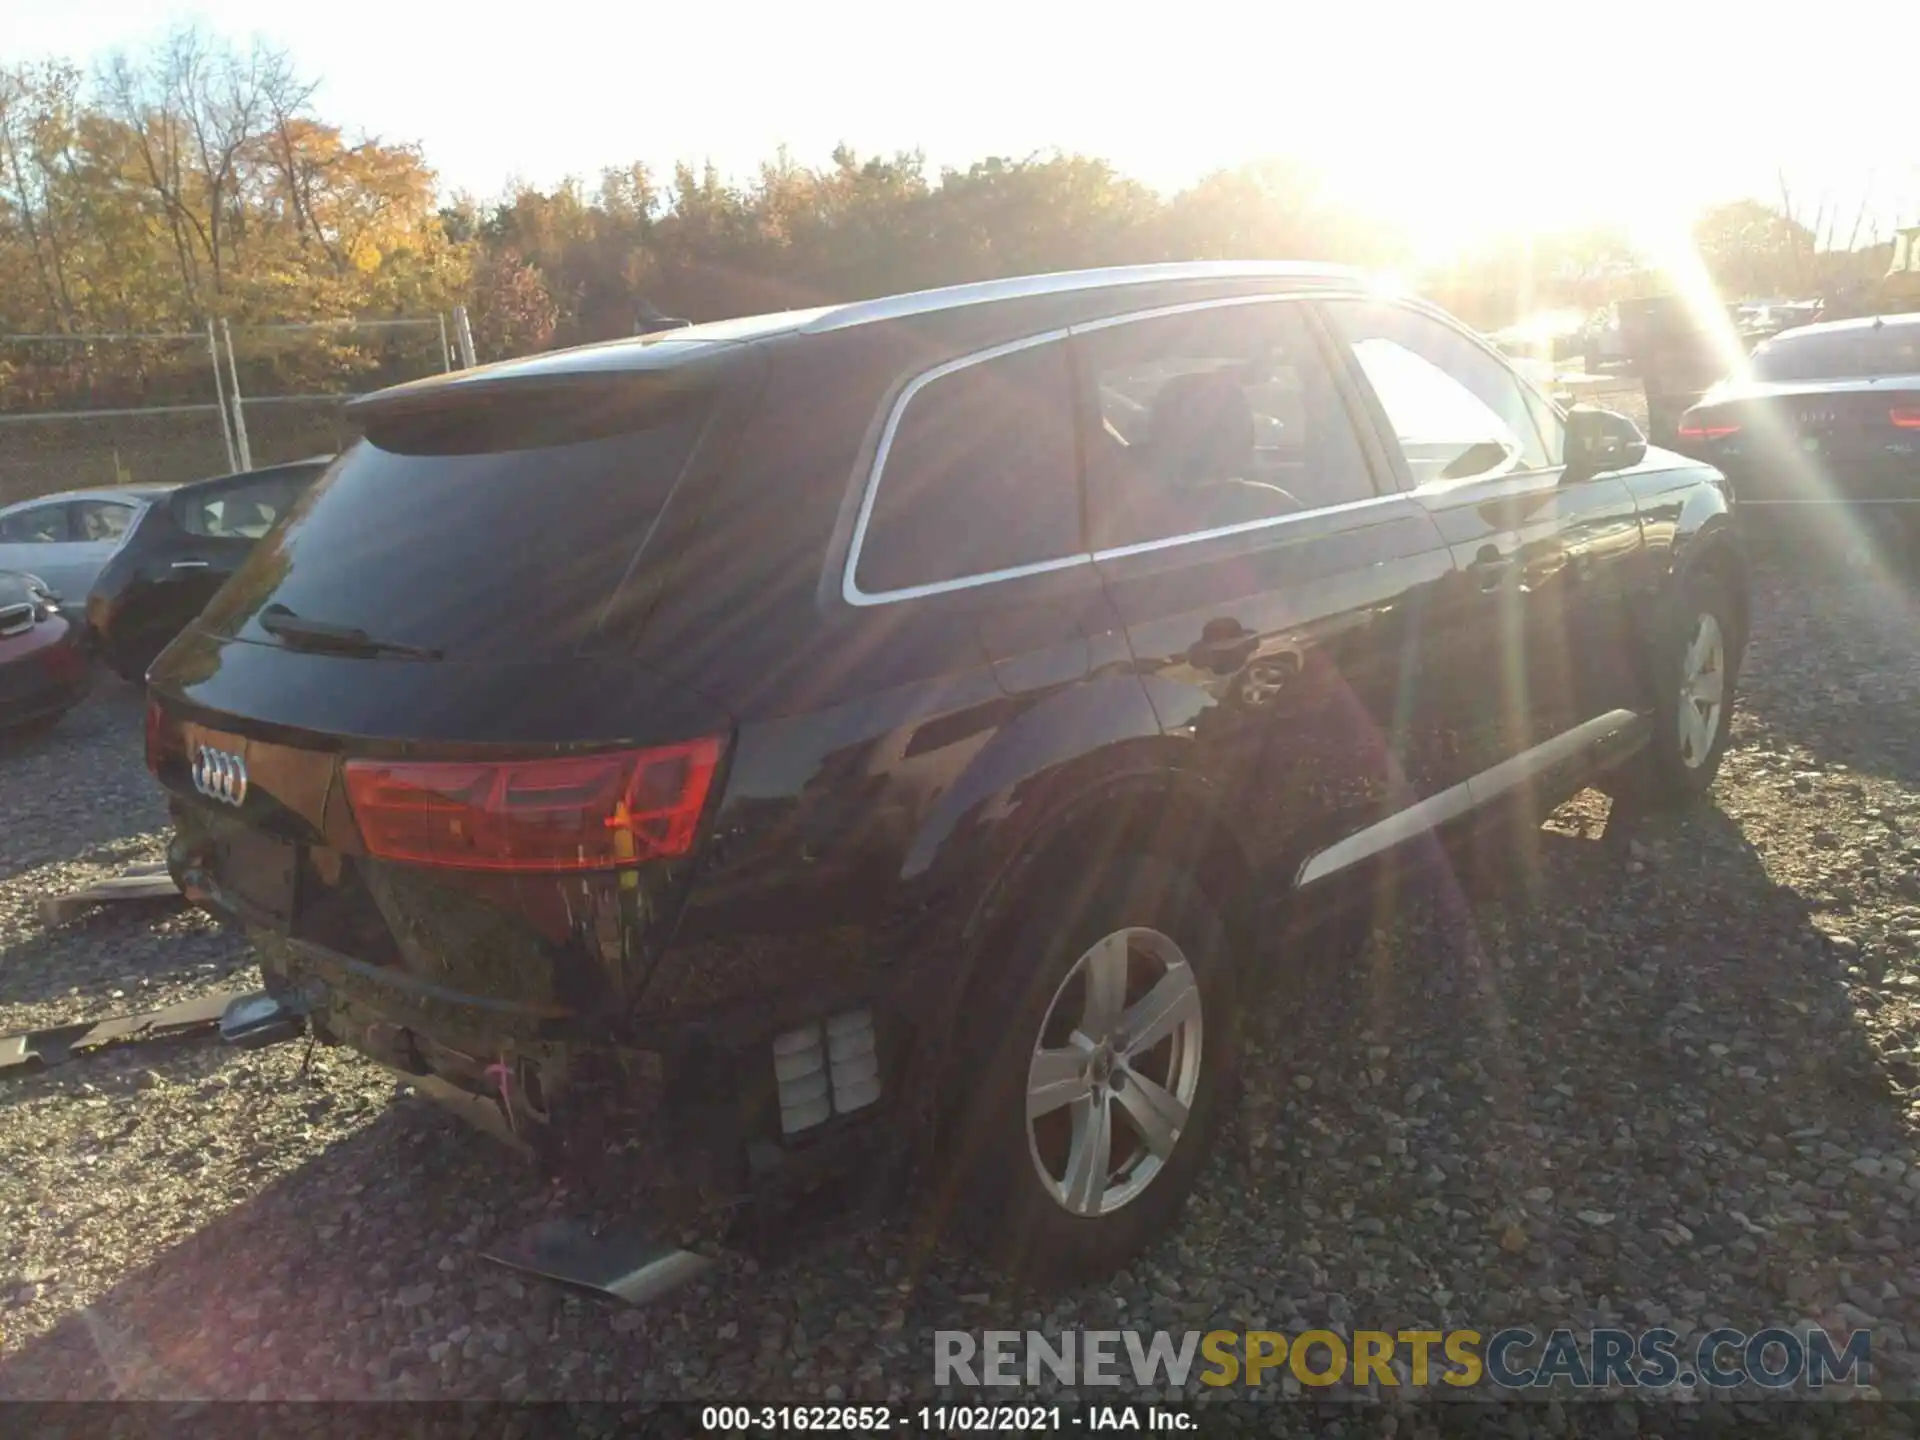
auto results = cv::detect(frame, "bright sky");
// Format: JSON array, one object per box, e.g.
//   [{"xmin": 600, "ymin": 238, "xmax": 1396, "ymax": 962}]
[{"xmin": 13, "ymin": 0, "xmax": 1919, "ymax": 263}]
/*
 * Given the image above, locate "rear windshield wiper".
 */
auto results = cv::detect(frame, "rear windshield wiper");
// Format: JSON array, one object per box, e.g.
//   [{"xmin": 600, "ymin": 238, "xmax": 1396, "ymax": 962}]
[{"xmin": 258, "ymin": 604, "xmax": 444, "ymax": 661}]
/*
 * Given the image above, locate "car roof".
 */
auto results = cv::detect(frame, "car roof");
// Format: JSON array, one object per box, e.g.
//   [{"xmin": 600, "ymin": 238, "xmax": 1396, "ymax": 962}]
[
  {"xmin": 0, "ymin": 456, "xmax": 334, "ymax": 516},
  {"xmin": 1766, "ymin": 312, "xmax": 1920, "ymax": 343},
  {"xmin": 0, "ymin": 484, "xmax": 174, "ymax": 514},
  {"xmin": 354, "ymin": 262, "xmax": 1368, "ymax": 413},
  {"xmin": 171, "ymin": 455, "xmax": 336, "ymax": 493}
]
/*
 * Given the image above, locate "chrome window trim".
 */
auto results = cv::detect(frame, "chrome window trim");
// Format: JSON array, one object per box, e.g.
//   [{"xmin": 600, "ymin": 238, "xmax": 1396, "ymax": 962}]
[
  {"xmin": 804, "ymin": 261, "xmax": 1365, "ymax": 337},
  {"xmin": 1090, "ymin": 492, "xmax": 1407, "ymax": 564},
  {"xmin": 843, "ymin": 290, "xmax": 1400, "ymax": 609},
  {"xmin": 1407, "ymin": 462, "xmax": 1565, "ymax": 502},
  {"xmin": 1067, "ymin": 290, "xmax": 1302, "ymax": 335},
  {"xmin": 842, "ymin": 328, "xmax": 1084, "ymax": 608}
]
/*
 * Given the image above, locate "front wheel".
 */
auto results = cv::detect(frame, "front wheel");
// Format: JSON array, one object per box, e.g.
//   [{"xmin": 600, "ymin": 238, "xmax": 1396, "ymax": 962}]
[
  {"xmin": 1635, "ymin": 570, "xmax": 1743, "ymax": 807},
  {"xmin": 942, "ymin": 854, "xmax": 1238, "ymax": 1286}
]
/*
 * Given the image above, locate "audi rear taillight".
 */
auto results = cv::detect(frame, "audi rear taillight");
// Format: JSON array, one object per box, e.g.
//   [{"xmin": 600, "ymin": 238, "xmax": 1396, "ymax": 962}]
[
  {"xmin": 342, "ymin": 737, "xmax": 723, "ymax": 872},
  {"xmin": 1677, "ymin": 409, "xmax": 1740, "ymax": 441},
  {"xmin": 1890, "ymin": 405, "xmax": 1920, "ymax": 430}
]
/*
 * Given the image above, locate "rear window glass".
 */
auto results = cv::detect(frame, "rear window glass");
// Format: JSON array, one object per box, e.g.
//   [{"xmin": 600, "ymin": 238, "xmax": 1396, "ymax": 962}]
[
  {"xmin": 199, "ymin": 392, "xmax": 709, "ymax": 660},
  {"xmin": 1751, "ymin": 326, "xmax": 1920, "ymax": 381},
  {"xmin": 855, "ymin": 340, "xmax": 1081, "ymax": 596}
]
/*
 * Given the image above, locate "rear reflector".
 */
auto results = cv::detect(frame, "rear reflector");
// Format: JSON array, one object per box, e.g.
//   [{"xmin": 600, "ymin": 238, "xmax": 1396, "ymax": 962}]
[
  {"xmin": 1677, "ymin": 410, "xmax": 1739, "ymax": 441},
  {"xmin": 343, "ymin": 737, "xmax": 722, "ymax": 872},
  {"xmin": 1890, "ymin": 406, "xmax": 1920, "ymax": 430},
  {"xmin": 773, "ymin": 1009, "xmax": 881, "ymax": 1136}
]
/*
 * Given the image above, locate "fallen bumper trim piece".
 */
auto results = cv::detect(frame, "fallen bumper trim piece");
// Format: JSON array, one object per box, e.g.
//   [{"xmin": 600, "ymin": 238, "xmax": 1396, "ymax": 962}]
[
  {"xmin": 481, "ymin": 1216, "xmax": 712, "ymax": 1307},
  {"xmin": 0, "ymin": 988, "xmax": 245, "ymax": 1080}
]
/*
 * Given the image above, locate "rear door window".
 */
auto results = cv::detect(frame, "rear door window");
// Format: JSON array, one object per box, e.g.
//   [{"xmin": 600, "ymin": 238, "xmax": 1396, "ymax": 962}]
[
  {"xmin": 200, "ymin": 388, "xmax": 712, "ymax": 661},
  {"xmin": 853, "ymin": 339, "xmax": 1081, "ymax": 597}
]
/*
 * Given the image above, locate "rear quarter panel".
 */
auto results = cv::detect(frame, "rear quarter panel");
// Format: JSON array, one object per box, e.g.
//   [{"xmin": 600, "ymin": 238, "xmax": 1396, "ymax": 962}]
[{"xmin": 633, "ymin": 322, "xmax": 1185, "ymax": 1051}]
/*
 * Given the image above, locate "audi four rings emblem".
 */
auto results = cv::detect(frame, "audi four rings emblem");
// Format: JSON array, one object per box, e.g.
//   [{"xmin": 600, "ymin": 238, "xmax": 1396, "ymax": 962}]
[{"xmin": 192, "ymin": 746, "xmax": 249, "ymax": 806}]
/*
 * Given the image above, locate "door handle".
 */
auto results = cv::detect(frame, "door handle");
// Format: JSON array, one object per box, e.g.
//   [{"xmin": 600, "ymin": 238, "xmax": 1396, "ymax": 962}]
[{"xmin": 171, "ymin": 559, "xmax": 210, "ymax": 569}]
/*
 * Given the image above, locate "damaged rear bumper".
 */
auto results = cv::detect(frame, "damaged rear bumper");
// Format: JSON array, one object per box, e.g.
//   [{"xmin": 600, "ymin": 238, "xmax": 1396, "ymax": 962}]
[{"xmin": 242, "ymin": 928, "xmax": 903, "ymax": 1218}]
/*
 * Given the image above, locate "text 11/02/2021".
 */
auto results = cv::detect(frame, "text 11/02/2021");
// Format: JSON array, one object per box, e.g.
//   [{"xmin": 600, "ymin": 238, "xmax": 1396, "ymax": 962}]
[{"xmin": 699, "ymin": 1404, "xmax": 1188, "ymax": 1431}]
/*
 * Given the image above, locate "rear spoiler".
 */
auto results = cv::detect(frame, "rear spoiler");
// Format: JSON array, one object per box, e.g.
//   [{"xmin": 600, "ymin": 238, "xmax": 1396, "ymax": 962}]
[{"xmin": 344, "ymin": 350, "xmax": 742, "ymax": 456}]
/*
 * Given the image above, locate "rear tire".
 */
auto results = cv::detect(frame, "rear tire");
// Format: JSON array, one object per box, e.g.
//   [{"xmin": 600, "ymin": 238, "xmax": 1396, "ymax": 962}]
[
  {"xmin": 1632, "ymin": 569, "xmax": 1743, "ymax": 808},
  {"xmin": 941, "ymin": 853, "xmax": 1239, "ymax": 1286}
]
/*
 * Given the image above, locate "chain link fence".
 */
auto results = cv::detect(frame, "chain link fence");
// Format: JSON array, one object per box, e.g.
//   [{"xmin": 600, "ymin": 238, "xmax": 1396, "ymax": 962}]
[
  {"xmin": 0, "ymin": 314, "xmax": 461, "ymax": 508},
  {"xmin": 0, "ymin": 327, "xmax": 232, "ymax": 506},
  {"xmin": 218, "ymin": 317, "xmax": 455, "ymax": 473}
]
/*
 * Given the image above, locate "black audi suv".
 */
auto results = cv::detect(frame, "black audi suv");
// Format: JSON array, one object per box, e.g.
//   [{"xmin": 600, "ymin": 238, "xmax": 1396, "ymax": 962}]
[{"xmin": 145, "ymin": 263, "xmax": 1748, "ymax": 1283}]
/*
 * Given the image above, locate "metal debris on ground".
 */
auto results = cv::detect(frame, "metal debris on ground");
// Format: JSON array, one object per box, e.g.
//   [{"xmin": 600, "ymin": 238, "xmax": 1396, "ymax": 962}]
[
  {"xmin": 480, "ymin": 1216, "xmax": 713, "ymax": 1307},
  {"xmin": 36, "ymin": 860, "xmax": 182, "ymax": 928},
  {"xmin": 0, "ymin": 988, "xmax": 247, "ymax": 1080}
]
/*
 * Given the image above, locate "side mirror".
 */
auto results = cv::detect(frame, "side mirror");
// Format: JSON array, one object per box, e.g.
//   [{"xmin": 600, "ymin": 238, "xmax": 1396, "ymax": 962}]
[{"xmin": 1564, "ymin": 405, "xmax": 1647, "ymax": 477}]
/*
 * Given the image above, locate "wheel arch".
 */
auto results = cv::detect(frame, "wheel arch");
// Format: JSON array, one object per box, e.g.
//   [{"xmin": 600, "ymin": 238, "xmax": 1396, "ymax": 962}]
[
  {"xmin": 958, "ymin": 763, "xmax": 1257, "ymax": 961},
  {"xmin": 1672, "ymin": 514, "xmax": 1750, "ymax": 656},
  {"xmin": 912, "ymin": 759, "xmax": 1255, "ymax": 1131}
]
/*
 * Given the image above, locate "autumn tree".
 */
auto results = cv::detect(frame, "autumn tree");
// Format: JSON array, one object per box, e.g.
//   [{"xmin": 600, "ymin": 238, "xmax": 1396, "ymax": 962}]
[
  {"xmin": 468, "ymin": 246, "xmax": 557, "ymax": 360},
  {"xmin": 1, "ymin": 25, "xmax": 465, "ymax": 401},
  {"xmin": 1692, "ymin": 199, "xmax": 1817, "ymax": 299}
]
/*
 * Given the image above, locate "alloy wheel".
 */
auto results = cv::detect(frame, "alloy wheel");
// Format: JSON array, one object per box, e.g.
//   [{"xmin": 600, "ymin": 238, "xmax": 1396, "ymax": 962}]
[
  {"xmin": 1678, "ymin": 612, "xmax": 1726, "ymax": 769},
  {"xmin": 1024, "ymin": 927, "xmax": 1204, "ymax": 1217}
]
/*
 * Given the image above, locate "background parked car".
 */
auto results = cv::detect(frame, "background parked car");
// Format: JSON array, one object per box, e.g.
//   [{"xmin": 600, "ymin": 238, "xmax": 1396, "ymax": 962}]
[
  {"xmin": 86, "ymin": 455, "xmax": 333, "ymax": 683},
  {"xmin": 0, "ymin": 569, "xmax": 89, "ymax": 737},
  {"xmin": 1672, "ymin": 313, "xmax": 1920, "ymax": 567},
  {"xmin": 0, "ymin": 486, "xmax": 170, "ymax": 625}
]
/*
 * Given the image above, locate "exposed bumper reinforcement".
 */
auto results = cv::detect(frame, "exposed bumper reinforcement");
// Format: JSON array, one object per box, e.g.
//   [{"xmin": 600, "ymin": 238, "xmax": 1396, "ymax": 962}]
[{"xmin": 401, "ymin": 1068, "xmax": 538, "ymax": 1158}]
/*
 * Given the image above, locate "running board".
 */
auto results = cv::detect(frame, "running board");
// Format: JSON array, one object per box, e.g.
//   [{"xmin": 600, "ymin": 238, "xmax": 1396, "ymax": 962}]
[{"xmin": 480, "ymin": 1217, "xmax": 712, "ymax": 1307}]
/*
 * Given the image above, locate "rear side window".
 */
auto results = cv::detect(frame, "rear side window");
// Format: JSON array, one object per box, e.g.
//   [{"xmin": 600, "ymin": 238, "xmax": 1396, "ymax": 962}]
[
  {"xmin": 200, "ymin": 389, "xmax": 710, "ymax": 661},
  {"xmin": 178, "ymin": 469, "xmax": 319, "ymax": 538},
  {"xmin": 854, "ymin": 339, "xmax": 1080, "ymax": 597},
  {"xmin": 1750, "ymin": 325, "xmax": 1920, "ymax": 381},
  {"xmin": 0, "ymin": 504, "xmax": 68, "ymax": 543}
]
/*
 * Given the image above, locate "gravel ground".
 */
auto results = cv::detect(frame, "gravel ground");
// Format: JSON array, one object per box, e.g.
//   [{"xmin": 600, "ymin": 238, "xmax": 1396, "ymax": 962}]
[{"xmin": 4, "ymin": 546, "xmax": 1920, "ymax": 1422}]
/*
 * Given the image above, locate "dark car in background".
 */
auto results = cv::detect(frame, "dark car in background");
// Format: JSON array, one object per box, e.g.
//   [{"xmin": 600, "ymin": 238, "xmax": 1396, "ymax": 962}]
[
  {"xmin": 144, "ymin": 263, "xmax": 1748, "ymax": 1284},
  {"xmin": 1674, "ymin": 314, "xmax": 1920, "ymax": 566},
  {"xmin": 86, "ymin": 456, "xmax": 333, "ymax": 683},
  {"xmin": 0, "ymin": 570, "xmax": 89, "ymax": 737}
]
